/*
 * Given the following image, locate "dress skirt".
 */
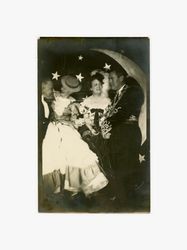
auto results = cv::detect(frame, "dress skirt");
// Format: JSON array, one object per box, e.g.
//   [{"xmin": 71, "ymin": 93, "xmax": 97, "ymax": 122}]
[{"xmin": 42, "ymin": 122, "xmax": 108, "ymax": 196}]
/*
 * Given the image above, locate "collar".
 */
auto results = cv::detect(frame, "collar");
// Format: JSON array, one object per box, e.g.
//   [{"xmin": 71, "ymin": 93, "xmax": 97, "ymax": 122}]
[
  {"xmin": 118, "ymin": 84, "xmax": 126, "ymax": 95},
  {"xmin": 41, "ymin": 95, "xmax": 45, "ymax": 102},
  {"xmin": 41, "ymin": 95, "xmax": 51, "ymax": 103}
]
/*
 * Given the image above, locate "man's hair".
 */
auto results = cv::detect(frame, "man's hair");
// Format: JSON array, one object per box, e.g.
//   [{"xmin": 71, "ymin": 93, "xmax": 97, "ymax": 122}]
[
  {"xmin": 41, "ymin": 78, "xmax": 53, "ymax": 87},
  {"xmin": 41, "ymin": 78, "xmax": 53, "ymax": 92},
  {"xmin": 110, "ymin": 67, "xmax": 128, "ymax": 78}
]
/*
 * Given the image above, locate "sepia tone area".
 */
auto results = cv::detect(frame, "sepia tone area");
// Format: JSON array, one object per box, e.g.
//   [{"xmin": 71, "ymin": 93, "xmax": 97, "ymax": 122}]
[{"xmin": 38, "ymin": 37, "xmax": 150, "ymax": 213}]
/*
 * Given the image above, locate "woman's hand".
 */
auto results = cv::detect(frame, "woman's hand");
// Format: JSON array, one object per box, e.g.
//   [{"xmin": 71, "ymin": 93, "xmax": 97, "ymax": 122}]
[
  {"xmin": 102, "ymin": 132, "xmax": 111, "ymax": 139},
  {"xmin": 91, "ymin": 129, "xmax": 99, "ymax": 136},
  {"xmin": 74, "ymin": 118, "xmax": 85, "ymax": 128}
]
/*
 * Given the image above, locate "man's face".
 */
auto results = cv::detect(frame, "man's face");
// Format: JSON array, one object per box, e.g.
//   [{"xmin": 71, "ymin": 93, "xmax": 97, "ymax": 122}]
[
  {"xmin": 42, "ymin": 81, "xmax": 53, "ymax": 99},
  {"xmin": 109, "ymin": 71, "xmax": 123, "ymax": 91}
]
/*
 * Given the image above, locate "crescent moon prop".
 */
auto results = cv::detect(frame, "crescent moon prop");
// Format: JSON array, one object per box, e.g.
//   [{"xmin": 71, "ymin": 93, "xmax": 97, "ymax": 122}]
[{"xmin": 92, "ymin": 49, "xmax": 147, "ymax": 144}]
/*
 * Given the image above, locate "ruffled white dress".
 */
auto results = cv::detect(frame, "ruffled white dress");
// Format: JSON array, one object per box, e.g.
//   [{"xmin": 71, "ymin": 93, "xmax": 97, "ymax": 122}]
[{"xmin": 42, "ymin": 95, "xmax": 108, "ymax": 196}]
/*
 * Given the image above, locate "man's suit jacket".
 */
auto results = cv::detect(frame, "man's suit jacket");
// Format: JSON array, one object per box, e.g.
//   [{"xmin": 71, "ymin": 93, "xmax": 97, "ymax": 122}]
[
  {"xmin": 38, "ymin": 98, "xmax": 53, "ymax": 144},
  {"xmin": 108, "ymin": 81, "xmax": 144, "ymax": 127},
  {"xmin": 107, "ymin": 80, "xmax": 144, "ymax": 176}
]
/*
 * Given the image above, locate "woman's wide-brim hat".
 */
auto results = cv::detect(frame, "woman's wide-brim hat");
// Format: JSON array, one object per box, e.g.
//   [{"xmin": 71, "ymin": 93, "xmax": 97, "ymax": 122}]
[{"xmin": 61, "ymin": 75, "xmax": 82, "ymax": 93}]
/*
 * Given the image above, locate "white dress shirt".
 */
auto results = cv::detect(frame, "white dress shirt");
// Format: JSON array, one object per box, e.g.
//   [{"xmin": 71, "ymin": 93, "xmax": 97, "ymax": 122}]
[{"xmin": 41, "ymin": 95, "xmax": 50, "ymax": 118}]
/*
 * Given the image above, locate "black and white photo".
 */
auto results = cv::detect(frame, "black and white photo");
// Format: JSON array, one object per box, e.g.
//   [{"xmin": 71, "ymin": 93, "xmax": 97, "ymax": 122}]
[{"xmin": 38, "ymin": 37, "xmax": 150, "ymax": 213}]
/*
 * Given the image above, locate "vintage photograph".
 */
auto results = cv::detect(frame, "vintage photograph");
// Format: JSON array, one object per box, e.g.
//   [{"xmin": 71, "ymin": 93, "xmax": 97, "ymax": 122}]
[{"xmin": 38, "ymin": 37, "xmax": 150, "ymax": 213}]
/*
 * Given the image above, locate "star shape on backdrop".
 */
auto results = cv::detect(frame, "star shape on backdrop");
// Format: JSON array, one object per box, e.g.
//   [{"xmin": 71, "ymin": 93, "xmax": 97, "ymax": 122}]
[
  {"xmin": 103, "ymin": 63, "xmax": 111, "ymax": 71},
  {"xmin": 139, "ymin": 154, "xmax": 145, "ymax": 163},
  {"xmin": 78, "ymin": 55, "xmax": 83, "ymax": 61},
  {"xmin": 52, "ymin": 71, "xmax": 61, "ymax": 80},
  {"xmin": 76, "ymin": 73, "xmax": 84, "ymax": 82}
]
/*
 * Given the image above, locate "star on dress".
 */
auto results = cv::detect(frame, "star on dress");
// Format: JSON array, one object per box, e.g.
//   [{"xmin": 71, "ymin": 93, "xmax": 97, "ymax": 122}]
[
  {"xmin": 103, "ymin": 63, "xmax": 111, "ymax": 71},
  {"xmin": 78, "ymin": 55, "xmax": 83, "ymax": 61},
  {"xmin": 76, "ymin": 73, "xmax": 84, "ymax": 82},
  {"xmin": 52, "ymin": 71, "xmax": 61, "ymax": 80}
]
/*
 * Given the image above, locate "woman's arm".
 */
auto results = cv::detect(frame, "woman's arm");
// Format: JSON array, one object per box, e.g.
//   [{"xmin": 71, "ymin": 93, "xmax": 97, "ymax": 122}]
[{"xmin": 53, "ymin": 112, "xmax": 75, "ymax": 127}]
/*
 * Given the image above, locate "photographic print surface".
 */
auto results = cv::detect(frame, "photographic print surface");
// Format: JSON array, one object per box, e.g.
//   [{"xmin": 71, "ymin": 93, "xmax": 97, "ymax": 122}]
[{"xmin": 38, "ymin": 37, "xmax": 150, "ymax": 213}]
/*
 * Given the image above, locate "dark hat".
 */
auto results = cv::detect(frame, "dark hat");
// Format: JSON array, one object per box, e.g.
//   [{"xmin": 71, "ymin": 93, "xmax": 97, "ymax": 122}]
[{"xmin": 61, "ymin": 75, "xmax": 82, "ymax": 93}]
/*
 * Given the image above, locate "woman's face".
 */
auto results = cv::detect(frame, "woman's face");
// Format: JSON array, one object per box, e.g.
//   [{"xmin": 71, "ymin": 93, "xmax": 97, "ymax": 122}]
[{"xmin": 91, "ymin": 79, "xmax": 103, "ymax": 95}]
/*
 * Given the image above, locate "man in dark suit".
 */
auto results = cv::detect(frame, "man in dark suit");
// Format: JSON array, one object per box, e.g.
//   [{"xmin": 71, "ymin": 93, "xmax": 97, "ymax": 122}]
[
  {"xmin": 107, "ymin": 70, "xmax": 144, "ymax": 207},
  {"xmin": 39, "ymin": 79, "xmax": 54, "ymax": 142},
  {"xmin": 38, "ymin": 78, "xmax": 55, "ymax": 211}
]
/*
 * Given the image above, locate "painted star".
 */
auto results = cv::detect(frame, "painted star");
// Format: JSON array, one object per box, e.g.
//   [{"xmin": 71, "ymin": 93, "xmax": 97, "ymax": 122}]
[
  {"xmin": 103, "ymin": 63, "xmax": 111, "ymax": 71},
  {"xmin": 52, "ymin": 71, "xmax": 60, "ymax": 80},
  {"xmin": 76, "ymin": 73, "xmax": 84, "ymax": 82},
  {"xmin": 78, "ymin": 55, "xmax": 83, "ymax": 61},
  {"xmin": 139, "ymin": 154, "xmax": 145, "ymax": 163}
]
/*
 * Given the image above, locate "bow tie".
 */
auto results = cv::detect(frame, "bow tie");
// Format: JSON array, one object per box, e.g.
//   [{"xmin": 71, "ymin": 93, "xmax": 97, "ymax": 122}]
[
  {"xmin": 43, "ymin": 97, "xmax": 48, "ymax": 103},
  {"xmin": 44, "ymin": 97, "xmax": 54, "ymax": 104}
]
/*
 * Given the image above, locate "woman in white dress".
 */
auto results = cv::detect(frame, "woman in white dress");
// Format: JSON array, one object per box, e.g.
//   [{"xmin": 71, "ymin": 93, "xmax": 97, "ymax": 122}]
[{"xmin": 42, "ymin": 75, "xmax": 108, "ymax": 197}]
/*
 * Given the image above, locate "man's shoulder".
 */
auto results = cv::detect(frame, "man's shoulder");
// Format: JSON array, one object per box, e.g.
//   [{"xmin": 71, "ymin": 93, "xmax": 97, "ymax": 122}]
[{"xmin": 124, "ymin": 82, "xmax": 143, "ymax": 96}]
